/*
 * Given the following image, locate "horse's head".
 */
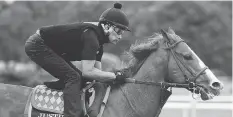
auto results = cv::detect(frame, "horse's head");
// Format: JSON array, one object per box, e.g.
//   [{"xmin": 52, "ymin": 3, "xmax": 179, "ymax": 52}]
[{"xmin": 161, "ymin": 28, "xmax": 223, "ymax": 100}]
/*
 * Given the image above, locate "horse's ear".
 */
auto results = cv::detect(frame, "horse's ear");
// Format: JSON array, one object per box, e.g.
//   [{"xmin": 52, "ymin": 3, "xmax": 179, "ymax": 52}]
[
  {"xmin": 153, "ymin": 32, "xmax": 160, "ymax": 36},
  {"xmin": 150, "ymin": 32, "xmax": 160, "ymax": 38},
  {"xmin": 161, "ymin": 29, "xmax": 170, "ymax": 43},
  {"xmin": 168, "ymin": 27, "xmax": 175, "ymax": 34}
]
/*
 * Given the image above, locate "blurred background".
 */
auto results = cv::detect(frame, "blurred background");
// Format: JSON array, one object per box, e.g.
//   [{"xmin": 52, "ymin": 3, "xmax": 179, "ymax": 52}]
[{"xmin": 0, "ymin": 1, "xmax": 232, "ymax": 117}]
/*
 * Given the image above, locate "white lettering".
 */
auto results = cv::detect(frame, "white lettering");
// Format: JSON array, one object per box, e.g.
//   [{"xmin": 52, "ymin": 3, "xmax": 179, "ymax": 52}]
[
  {"xmin": 38, "ymin": 113, "xmax": 63, "ymax": 117},
  {"xmin": 38, "ymin": 113, "xmax": 43, "ymax": 117}
]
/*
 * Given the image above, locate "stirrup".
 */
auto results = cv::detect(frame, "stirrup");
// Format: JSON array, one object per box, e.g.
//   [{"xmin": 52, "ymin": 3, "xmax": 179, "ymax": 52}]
[{"xmin": 82, "ymin": 80, "xmax": 96, "ymax": 117}]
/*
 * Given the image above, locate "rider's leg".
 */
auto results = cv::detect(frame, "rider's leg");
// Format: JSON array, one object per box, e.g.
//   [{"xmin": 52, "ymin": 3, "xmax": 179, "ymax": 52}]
[{"xmin": 25, "ymin": 33, "xmax": 83, "ymax": 117}]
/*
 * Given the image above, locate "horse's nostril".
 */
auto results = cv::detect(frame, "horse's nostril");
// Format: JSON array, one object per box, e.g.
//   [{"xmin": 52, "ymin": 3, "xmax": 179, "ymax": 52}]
[{"xmin": 211, "ymin": 82, "xmax": 223, "ymax": 90}]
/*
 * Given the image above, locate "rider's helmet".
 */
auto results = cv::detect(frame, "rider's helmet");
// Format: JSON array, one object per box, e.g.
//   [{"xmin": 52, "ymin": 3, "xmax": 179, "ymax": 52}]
[{"xmin": 99, "ymin": 3, "xmax": 130, "ymax": 31}]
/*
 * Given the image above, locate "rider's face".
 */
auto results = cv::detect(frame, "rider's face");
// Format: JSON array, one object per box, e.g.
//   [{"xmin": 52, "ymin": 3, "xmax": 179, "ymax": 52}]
[{"xmin": 105, "ymin": 25, "xmax": 125, "ymax": 44}]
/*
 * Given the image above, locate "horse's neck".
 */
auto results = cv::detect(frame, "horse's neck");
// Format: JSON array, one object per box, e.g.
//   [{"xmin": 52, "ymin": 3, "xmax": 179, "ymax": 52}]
[{"xmin": 103, "ymin": 52, "xmax": 168, "ymax": 117}]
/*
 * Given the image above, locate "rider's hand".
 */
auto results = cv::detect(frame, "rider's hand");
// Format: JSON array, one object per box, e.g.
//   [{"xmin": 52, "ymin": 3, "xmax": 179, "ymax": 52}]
[{"xmin": 114, "ymin": 71, "xmax": 126, "ymax": 84}]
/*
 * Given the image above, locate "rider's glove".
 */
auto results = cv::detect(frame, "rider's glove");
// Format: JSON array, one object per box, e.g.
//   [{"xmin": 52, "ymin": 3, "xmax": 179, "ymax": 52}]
[{"xmin": 114, "ymin": 71, "xmax": 126, "ymax": 84}]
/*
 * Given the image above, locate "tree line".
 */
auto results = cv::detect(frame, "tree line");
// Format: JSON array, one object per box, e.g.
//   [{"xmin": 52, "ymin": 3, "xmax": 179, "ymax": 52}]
[{"xmin": 0, "ymin": 1, "xmax": 231, "ymax": 76}]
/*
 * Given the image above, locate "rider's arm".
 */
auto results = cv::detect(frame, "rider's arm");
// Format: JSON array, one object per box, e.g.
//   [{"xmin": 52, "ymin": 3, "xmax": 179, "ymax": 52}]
[
  {"xmin": 82, "ymin": 60, "xmax": 115, "ymax": 82},
  {"xmin": 94, "ymin": 61, "xmax": 102, "ymax": 70},
  {"xmin": 71, "ymin": 47, "xmax": 102, "ymax": 73},
  {"xmin": 71, "ymin": 61, "xmax": 102, "ymax": 71},
  {"xmin": 81, "ymin": 29, "xmax": 116, "ymax": 82}
]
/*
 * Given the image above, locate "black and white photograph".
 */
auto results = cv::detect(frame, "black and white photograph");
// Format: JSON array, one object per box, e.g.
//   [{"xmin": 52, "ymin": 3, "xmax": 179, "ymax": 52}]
[{"xmin": 0, "ymin": 1, "xmax": 232, "ymax": 117}]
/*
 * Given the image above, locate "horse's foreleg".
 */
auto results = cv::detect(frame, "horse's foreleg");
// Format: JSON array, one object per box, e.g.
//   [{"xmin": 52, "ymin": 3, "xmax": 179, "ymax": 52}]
[{"xmin": 87, "ymin": 82, "xmax": 108, "ymax": 117}]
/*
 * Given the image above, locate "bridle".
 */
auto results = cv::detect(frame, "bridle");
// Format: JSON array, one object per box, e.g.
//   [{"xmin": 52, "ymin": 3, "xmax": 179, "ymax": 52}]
[
  {"xmin": 164, "ymin": 39, "xmax": 208, "ymax": 93},
  {"xmin": 125, "ymin": 36, "xmax": 208, "ymax": 93}
]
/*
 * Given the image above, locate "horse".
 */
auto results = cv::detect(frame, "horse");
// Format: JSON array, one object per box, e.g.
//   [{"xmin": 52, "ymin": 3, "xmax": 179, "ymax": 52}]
[{"xmin": 0, "ymin": 28, "xmax": 223, "ymax": 117}]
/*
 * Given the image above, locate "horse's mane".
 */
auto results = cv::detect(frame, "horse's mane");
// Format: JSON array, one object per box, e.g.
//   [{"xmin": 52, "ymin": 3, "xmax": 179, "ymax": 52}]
[{"xmin": 121, "ymin": 33, "xmax": 164, "ymax": 77}]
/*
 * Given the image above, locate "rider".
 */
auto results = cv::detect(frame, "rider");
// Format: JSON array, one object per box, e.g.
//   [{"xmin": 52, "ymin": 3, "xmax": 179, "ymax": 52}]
[{"xmin": 25, "ymin": 2, "xmax": 129, "ymax": 117}]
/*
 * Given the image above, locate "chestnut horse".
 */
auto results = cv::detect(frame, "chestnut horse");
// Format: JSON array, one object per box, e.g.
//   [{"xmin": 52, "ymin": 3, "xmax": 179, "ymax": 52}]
[{"xmin": 0, "ymin": 28, "xmax": 223, "ymax": 117}]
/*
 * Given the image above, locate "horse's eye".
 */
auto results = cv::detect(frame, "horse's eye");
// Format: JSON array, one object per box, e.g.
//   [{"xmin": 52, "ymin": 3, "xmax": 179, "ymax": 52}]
[{"xmin": 183, "ymin": 53, "xmax": 193, "ymax": 60}]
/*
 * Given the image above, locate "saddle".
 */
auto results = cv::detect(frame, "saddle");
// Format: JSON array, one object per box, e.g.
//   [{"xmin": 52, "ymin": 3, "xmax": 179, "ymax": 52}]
[{"xmin": 24, "ymin": 81, "xmax": 110, "ymax": 117}]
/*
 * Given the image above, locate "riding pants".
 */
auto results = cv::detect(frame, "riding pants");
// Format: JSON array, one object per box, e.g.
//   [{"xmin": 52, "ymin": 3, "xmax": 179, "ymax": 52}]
[{"xmin": 25, "ymin": 30, "xmax": 83, "ymax": 117}]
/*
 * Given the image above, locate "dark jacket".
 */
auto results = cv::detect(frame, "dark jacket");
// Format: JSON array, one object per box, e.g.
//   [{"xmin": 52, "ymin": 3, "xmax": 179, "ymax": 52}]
[{"xmin": 39, "ymin": 22, "xmax": 109, "ymax": 61}]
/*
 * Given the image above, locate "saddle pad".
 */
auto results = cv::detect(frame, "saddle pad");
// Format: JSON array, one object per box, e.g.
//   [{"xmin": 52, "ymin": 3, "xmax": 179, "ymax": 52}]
[{"xmin": 31, "ymin": 85, "xmax": 64, "ymax": 114}]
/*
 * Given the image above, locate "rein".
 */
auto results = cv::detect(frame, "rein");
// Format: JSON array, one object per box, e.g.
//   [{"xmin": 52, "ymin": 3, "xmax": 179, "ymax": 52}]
[{"xmin": 124, "ymin": 78, "xmax": 196, "ymax": 89}]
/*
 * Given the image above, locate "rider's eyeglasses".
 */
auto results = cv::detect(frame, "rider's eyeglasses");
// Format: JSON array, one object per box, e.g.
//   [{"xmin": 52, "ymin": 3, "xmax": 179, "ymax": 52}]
[{"xmin": 112, "ymin": 25, "xmax": 125, "ymax": 35}]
